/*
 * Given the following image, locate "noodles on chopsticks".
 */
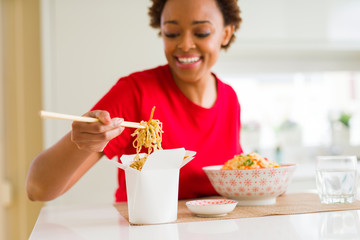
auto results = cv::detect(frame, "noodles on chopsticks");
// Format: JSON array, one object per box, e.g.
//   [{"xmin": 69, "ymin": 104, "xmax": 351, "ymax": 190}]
[{"xmin": 130, "ymin": 106, "xmax": 163, "ymax": 170}]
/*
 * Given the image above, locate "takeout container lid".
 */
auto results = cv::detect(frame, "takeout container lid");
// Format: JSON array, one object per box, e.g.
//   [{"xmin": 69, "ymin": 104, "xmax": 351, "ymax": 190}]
[{"xmin": 113, "ymin": 148, "xmax": 196, "ymax": 224}]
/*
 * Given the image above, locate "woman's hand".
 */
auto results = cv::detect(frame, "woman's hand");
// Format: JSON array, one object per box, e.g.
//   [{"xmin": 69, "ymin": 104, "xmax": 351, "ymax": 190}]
[
  {"xmin": 71, "ymin": 110, "xmax": 125, "ymax": 152},
  {"xmin": 26, "ymin": 110, "xmax": 124, "ymax": 201}
]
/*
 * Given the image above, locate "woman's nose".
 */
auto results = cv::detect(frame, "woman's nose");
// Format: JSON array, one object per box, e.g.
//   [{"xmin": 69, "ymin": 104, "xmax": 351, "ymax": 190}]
[{"xmin": 177, "ymin": 33, "xmax": 195, "ymax": 51}]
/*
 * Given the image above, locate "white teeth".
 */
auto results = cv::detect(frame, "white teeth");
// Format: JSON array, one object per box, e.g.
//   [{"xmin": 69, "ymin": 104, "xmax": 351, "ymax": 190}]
[{"xmin": 177, "ymin": 57, "xmax": 200, "ymax": 64}]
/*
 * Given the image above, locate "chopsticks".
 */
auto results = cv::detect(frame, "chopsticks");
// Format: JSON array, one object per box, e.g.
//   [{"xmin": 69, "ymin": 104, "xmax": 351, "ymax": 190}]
[{"xmin": 39, "ymin": 111, "xmax": 145, "ymax": 129}]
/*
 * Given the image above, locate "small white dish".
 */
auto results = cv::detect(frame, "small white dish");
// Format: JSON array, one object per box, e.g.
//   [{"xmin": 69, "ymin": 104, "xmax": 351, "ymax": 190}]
[{"xmin": 185, "ymin": 199, "xmax": 238, "ymax": 217}]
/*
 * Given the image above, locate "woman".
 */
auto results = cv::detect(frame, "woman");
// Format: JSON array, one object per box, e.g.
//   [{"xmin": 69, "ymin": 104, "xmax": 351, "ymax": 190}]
[{"xmin": 26, "ymin": 0, "xmax": 243, "ymax": 202}]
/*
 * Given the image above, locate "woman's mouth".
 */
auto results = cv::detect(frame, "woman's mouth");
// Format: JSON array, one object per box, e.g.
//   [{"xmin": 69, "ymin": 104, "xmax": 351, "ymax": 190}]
[{"xmin": 175, "ymin": 56, "xmax": 201, "ymax": 69}]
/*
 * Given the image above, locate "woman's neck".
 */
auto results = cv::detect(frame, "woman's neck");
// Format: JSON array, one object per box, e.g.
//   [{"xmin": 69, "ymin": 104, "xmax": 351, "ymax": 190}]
[{"xmin": 173, "ymin": 73, "xmax": 217, "ymax": 108}]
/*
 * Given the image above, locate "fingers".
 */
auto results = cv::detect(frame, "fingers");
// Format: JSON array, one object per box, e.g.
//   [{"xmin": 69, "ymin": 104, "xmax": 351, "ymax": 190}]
[
  {"xmin": 86, "ymin": 110, "xmax": 112, "ymax": 125},
  {"xmin": 72, "ymin": 125, "xmax": 124, "ymax": 143},
  {"xmin": 71, "ymin": 126, "xmax": 124, "ymax": 152},
  {"xmin": 73, "ymin": 118, "xmax": 123, "ymax": 134},
  {"xmin": 74, "ymin": 110, "xmax": 123, "ymax": 133},
  {"xmin": 71, "ymin": 110, "xmax": 125, "ymax": 152}
]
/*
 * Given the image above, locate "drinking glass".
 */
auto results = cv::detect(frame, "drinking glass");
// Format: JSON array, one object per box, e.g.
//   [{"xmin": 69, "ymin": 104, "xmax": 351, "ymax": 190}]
[{"xmin": 316, "ymin": 156, "xmax": 358, "ymax": 204}]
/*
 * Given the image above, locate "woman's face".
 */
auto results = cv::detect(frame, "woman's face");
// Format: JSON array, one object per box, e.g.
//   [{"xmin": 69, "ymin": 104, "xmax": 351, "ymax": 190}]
[{"xmin": 160, "ymin": 0, "xmax": 233, "ymax": 84}]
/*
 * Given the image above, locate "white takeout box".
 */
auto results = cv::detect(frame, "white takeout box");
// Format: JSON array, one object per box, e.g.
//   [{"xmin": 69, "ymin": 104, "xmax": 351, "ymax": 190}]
[{"xmin": 111, "ymin": 148, "xmax": 196, "ymax": 224}]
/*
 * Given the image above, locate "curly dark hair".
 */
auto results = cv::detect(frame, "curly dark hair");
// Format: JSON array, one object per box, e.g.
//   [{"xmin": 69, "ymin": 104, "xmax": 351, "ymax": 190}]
[{"xmin": 148, "ymin": 0, "xmax": 242, "ymax": 49}]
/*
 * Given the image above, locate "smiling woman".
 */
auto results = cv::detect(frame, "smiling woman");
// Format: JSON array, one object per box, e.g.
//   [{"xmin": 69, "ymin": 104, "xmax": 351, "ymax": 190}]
[
  {"xmin": 26, "ymin": 0, "xmax": 243, "ymax": 205},
  {"xmin": 151, "ymin": 0, "xmax": 241, "ymax": 107},
  {"xmin": 159, "ymin": 0, "xmax": 233, "ymax": 103}
]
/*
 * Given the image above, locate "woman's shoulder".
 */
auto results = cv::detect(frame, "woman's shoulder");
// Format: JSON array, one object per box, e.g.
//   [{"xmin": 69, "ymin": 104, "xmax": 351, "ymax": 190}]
[
  {"xmin": 214, "ymin": 74, "xmax": 238, "ymax": 99},
  {"xmin": 119, "ymin": 64, "xmax": 169, "ymax": 84}
]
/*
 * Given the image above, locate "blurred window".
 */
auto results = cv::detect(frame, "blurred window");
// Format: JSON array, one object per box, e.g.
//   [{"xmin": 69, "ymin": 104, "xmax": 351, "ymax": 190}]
[{"xmin": 223, "ymin": 72, "xmax": 360, "ymax": 150}]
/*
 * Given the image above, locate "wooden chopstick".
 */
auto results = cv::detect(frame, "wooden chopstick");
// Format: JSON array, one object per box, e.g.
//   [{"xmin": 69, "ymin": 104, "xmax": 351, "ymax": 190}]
[{"xmin": 39, "ymin": 111, "xmax": 145, "ymax": 129}]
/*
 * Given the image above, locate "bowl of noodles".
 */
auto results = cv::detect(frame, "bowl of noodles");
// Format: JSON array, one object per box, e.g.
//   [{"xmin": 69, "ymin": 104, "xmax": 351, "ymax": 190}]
[{"xmin": 203, "ymin": 152, "xmax": 296, "ymax": 205}]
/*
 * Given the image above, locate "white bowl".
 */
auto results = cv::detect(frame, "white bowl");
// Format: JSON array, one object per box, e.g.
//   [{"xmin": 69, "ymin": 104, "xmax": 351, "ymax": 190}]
[
  {"xmin": 203, "ymin": 164, "xmax": 297, "ymax": 205},
  {"xmin": 185, "ymin": 199, "xmax": 238, "ymax": 217}
]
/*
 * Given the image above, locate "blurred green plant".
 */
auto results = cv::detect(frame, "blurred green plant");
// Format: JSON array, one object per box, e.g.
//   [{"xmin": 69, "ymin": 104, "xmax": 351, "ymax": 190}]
[
  {"xmin": 338, "ymin": 113, "xmax": 352, "ymax": 128},
  {"xmin": 242, "ymin": 121, "xmax": 260, "ymax": 131},
  {"xmin": 276, "ymin": 119, "xmax": 299, "ymax": 132}
]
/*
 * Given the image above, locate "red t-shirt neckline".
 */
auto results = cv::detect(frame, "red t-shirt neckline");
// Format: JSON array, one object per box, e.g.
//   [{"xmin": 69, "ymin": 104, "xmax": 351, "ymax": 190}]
[{"xmin": 163, "ymin": 65, "xmax": 222, "ymax": 115}]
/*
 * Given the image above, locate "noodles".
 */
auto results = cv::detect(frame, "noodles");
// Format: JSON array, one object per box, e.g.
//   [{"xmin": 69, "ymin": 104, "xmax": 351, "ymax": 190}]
[
  {"xmin": 130, "ymin": 106, "xmax": 163, "ymax": 170},
  {"xmin": 221, "ymin": 152, "xmax": 279, "ymax": 170}
]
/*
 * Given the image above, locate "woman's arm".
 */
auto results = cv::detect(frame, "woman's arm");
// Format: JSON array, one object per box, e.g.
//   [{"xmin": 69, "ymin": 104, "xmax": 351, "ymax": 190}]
[{"xmin": 26, "ymin": 110, "xmax": 124, "ymax": 201}]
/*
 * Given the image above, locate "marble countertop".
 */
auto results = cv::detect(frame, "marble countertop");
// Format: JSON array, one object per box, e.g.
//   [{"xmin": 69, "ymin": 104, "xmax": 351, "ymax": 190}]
[{"xmin": 29, "ymin": 201, "xmax": 360, "ymax": 240}]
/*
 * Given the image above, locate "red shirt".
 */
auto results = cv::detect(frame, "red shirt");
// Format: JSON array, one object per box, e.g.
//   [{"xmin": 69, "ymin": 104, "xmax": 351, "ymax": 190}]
[{"xmin": 91, "ymin": 65, "xmax": 243, "ymax": 202}]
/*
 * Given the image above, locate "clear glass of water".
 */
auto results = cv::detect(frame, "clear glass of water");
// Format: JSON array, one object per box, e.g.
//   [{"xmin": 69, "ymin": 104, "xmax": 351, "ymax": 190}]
[{"xmin": 316, "ymin": 156, "xmax": 358, "ymax": 204}]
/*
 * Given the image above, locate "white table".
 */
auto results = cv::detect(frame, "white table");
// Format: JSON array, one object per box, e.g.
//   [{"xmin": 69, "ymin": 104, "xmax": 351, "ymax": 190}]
[{"xmin": 29, "ymin": 202, "xmax": 360, "ymax": 240}]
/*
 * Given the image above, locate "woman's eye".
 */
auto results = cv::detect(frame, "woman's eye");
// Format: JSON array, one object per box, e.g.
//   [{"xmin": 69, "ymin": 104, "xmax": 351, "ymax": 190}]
[
  {"xmin": 195, "ymin": 32, "xmax": 210, "ymax": 38},
  {"xmin": 164, "ymin": 32, "xmax": 179, "ymax": 38}
]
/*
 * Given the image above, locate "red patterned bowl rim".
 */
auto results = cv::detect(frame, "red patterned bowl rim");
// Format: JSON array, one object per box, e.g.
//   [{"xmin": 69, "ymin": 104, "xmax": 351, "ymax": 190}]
[
  {"xmin": 202, "ymin": 164, "xmax": 297, "ymax": 171},
  {"xmin": 186, "ymin": 199, "xmax": 238, "ymax": 206}
]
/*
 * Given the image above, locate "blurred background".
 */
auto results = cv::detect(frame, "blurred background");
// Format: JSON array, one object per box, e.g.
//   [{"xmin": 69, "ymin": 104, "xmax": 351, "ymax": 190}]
[{"xmin": 1, "ymin": 0, "xmax": 360, "ymax": 239}]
